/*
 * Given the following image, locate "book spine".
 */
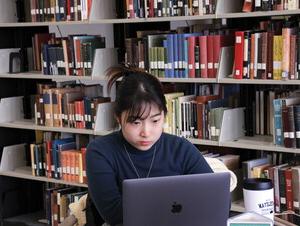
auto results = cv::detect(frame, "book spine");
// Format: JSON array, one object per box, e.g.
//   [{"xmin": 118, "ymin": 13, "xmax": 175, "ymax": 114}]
[{"xmin": 234, "ymin": 31, "xmax": 244, "ymax": 79}]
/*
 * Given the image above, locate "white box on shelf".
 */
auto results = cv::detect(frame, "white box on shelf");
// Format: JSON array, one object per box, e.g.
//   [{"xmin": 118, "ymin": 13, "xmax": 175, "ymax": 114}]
[
  {"xmin": 0, "ymin": 96, "xmax": 24, "ymax": 123},
  {"xmin": 92, "ymin": 48, "xmax": 118, "ymax": 78},
  {"xmin": 0, "ymin": 143, "xmax": 26, "ymax": 172}
]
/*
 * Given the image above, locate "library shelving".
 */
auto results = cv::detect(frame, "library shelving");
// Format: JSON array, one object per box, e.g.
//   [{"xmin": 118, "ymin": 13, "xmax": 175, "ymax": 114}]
[{"xmin": 1, "ymin": 0, "xmax": 300, "ymax": 223}]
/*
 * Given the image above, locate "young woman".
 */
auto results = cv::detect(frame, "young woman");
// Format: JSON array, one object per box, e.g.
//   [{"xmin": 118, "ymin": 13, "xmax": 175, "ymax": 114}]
[{"xmin": 86, "ymin": 65, "xmax": 213, "ymax": 226}]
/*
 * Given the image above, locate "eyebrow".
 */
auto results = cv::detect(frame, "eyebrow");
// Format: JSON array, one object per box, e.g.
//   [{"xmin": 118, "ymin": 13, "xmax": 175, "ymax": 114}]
[{"xmin": 150, "ymin": 112, "xmax": 162, "ymax": 118}]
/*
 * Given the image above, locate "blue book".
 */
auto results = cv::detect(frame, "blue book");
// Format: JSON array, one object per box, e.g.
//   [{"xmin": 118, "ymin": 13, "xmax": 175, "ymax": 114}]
[
  {"xmin": 183, "ymin": 38, "xmax": 188, "ymax": 78},
  {"xmin": 273, "ymin": 99, "xmax": 283, "ymax": 146},
  {"xmin": 163, "ymin": 40, "xmax": 169, "ymax": 77},
  {"xmin": 52, "ymin": 138, "xmax": 75, "ymax": 179},
  {"xmin": 167, "ymin": 34, "xmax": 174, "ymax": 77}
]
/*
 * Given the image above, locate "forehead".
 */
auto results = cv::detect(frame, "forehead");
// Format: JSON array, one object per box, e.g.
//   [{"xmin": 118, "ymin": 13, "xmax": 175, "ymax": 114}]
[{"xmin": 123, "ymin": 103, "xmax": 161, "ymax": 118}]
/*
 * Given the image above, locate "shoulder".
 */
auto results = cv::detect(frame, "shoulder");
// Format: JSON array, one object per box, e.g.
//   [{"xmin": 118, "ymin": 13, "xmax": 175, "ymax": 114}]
[
  {"xmin": 160, "ymin": 133, "xmax": 195, "ymax": 151},
  {"xmin": 87, "ymin": 131, "xmax": 121, "ymax": 155}
]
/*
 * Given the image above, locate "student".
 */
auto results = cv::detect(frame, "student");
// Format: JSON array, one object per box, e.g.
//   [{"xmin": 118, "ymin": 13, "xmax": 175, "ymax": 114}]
[{"xmin": 86, "ymin": 65, "xmax": 213, "ymax": 226}]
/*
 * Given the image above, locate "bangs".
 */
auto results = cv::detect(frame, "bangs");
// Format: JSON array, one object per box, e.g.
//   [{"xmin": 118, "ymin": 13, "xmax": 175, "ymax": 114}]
[{"xmin": 126, "ymin": 100, "xmax": 160, "ymax": 123}]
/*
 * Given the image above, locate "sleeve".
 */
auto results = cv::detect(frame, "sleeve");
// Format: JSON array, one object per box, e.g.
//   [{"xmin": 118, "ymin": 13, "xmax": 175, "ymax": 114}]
[
  {"xmin": 86, "ymin": 140, "xmax": 122, "ymax": 225},
  {"xmin": 180, "ymin": 138, "xmax": 213, "ymax": 174}
]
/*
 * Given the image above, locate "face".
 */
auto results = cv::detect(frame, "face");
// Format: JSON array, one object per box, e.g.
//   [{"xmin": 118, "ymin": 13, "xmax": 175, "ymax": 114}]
[{"xmin": 119, "ymin": 104, "xmax": 165, "ymax": 151}]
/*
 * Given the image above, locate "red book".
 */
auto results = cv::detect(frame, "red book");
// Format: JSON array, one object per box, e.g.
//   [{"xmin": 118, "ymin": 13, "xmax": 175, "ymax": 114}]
[
  {"xmin": 285, "ymin": 168, "xmax": 294, "ymax": 211},
  {"xmin": 188, "ymin": 36, "xmax": 196, "ymax": 78},
  {"xmin": 207, "ymin": 35, "xmax": 214, "ymax": 78},
  {"xmin": 199, "ymin": 35, "xmax": 208, "ymax": 78},
  {"xmin": 242, "ymin": 0, "xmax": 253, "ymax": 12},
  {"xmin": 234, "ymin": 31, "xmax": 245, "ymax": 79}
]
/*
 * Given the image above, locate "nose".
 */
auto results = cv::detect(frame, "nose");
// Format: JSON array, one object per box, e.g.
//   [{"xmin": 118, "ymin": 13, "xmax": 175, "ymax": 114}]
[{"xmin": 140, "ymin": 123, "xmax": 150, "ymax": 137}]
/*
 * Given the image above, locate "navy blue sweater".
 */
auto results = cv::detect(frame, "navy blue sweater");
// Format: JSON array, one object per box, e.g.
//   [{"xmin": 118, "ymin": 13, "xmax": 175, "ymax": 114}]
[{"xmin": 86, "ymin": 131, "xmax": 213, "ymax": 225}]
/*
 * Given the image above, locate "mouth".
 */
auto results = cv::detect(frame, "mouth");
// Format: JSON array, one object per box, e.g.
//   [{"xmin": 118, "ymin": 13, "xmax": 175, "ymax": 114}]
[{"xmin": 139, "ymin": 141, "xmax": 152, "ymax": 146}]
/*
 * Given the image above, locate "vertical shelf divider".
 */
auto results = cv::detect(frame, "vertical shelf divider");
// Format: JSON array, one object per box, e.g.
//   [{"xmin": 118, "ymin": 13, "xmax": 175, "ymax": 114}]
[
  {"xmin": 91, "ymin": 48, "xmax": 118, "ymax": 78},
  {"xmin": 89, "ymin": 0, "xmax": 116, "ymax": 20},
  {"xmin": 0, "ymin": 143, "xmax": 26, "ymax": 172},
  {"xmin": 216, "ymin": 46, "xmax": 234, "ymax": 82},
  {"xmin": 0, "ymin": 96, "xmax": 24, "ymax": 123},
  {"xmin": 219, "ymin": 107, "xmax": 245, "ymax": 142}
]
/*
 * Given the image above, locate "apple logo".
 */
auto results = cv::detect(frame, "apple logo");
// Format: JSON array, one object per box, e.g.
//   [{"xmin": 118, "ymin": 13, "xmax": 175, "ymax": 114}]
[{"xmin": 171, "ymin": 202, "xmax": 182, "ymax": 213}]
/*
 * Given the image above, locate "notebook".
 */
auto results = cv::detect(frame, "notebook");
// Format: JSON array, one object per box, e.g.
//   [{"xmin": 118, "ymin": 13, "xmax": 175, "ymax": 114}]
[{"xmin": 123, "ymin": 172, "xmax": 231, "ymax": 226}]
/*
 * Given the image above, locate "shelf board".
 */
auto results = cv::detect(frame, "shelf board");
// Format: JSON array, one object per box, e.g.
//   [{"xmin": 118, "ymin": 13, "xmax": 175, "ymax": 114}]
[
  {"xmin": 218, "ymin": 9, "xmax": 300, "ymax": 19},
  {"xmin": 159, "ymin": 77, "xmax": 217, "ymax": 83},
  {"xmin": 0, "ymin": 120, "xmax": 94, "ymax": 134},
  {"xmin": 0, "ymin": 21, "xmax": 91, "ymax": 27},
  {"xmin": 220, "ymin": 135, "xmax": 300, "ymax": 153},
  {"xmin": 231, "ymin": 199, "xmax": 245, "ymax": 212},
  {"xmin": 0, "ymin": 120, "xmax": 115, "ymax": 135},
  {"xmin": 0, "ymin": 166, "xmax": 87, "ymax": 187},
  {"xmin": 188, "ymin": 138, "xmax": 219, "ymax": 146},
  {"xmin": 0, "ymin": 15, "xmax": 216, "ymax": 27},
  {"xmin": 0, "ymin": 10, "xmax": 300, "ymax": 27},
  {"xmin": 219, "ymin": 77, "xmax": 300, "ymax": 85},
  {"xmin": 0, "ymin": 72, "xmax": 107, "ymax": 81}
]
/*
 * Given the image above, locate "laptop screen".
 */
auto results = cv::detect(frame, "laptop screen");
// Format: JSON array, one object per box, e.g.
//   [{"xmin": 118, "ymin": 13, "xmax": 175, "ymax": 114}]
[{"xmin": 123, "ymin": 172, "xmax": 231, "ymax": 226}]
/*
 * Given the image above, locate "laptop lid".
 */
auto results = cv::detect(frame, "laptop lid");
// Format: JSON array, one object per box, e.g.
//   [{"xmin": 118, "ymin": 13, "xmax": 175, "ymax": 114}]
[{"xmin": 123, "ymin": 172, "xmax": 231, "ymax": 226}]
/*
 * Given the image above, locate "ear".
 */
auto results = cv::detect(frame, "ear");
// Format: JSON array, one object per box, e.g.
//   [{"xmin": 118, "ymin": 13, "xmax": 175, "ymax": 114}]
[{"xmin": 115, "ymin": 115, "xmax": 121, "ymax": 124}]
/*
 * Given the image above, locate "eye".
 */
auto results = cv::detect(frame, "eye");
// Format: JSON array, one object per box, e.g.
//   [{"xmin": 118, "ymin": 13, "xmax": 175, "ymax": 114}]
[
  {"xmin": 132, "ymin": 120, "xmax": 141, "ymax": 125},
  {"xmin": 152, "ymin": 118, "xmax": 161, "ymax": 123}
]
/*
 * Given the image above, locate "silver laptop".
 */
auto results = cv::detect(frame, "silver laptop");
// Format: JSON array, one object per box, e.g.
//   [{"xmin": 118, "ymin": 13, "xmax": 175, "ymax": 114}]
[{"xmin": 123, "ymin": 172, "xmax": 231, "ymax": 226}]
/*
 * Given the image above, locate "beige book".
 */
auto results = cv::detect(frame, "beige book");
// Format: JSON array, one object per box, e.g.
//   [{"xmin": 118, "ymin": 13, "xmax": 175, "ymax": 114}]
[
  {"xmin": 273, "ymin": 35, "xmax": 283, "ymax": 80},
  {"xmin": 252, "ymin": 163, "xmax": 271, "ymax": 178},
  {"xmin": 281, "ymin": 28, "xmax": 291, "ymax": 80}
]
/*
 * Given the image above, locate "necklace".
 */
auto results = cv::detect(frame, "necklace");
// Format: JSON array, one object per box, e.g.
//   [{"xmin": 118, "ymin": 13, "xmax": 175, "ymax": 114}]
[{"xmin": 123, "ymin": 144, "xmax": 157, "ymax": 178}]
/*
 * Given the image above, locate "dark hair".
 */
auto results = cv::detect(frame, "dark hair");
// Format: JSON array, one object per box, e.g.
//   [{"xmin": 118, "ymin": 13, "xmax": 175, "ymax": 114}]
[{"xmin": 106, "ymin": 65, "xmax": 167, "ymax": 123}]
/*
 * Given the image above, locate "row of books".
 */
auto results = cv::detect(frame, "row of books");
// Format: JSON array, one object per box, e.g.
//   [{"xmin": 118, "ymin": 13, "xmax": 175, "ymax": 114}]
[
  {"xmin": 234, "ymin": 27, "xmax": 300, "ymax": 80},
  {"xmin": 125, "ymin": 0, "xmax": 216, "ymax": 18},
  {"xmin": 163, "ymin": 85, "xmax": 239, "ymax": 139},
  {"xmin": 126, "ymin": 31, "xmax": 234, "ymax": 78},
  {"xmin": 240, "ymin": 86, "xmax": 300, "ymax": 150},
  {"xmin": 242, "ymin": 155, "xmax": 300, "ymax": 214},
  {"xmin": 45, "ymin": 185, "xmax": 87, "ymax": 226},
  {"xmin": 273, "ymin": 94, "xmax": 300, "ymax": 149},
  {"xmin": 242, "ymin": 0, "xmax": 299, "ymax": 12},
  {"xmin": 30, "ymin": 139, "xmax": 87, "ymax": 184},
  {"xmin": 30, "ymin": 0, "xmax": 92, "ymax": 22},
  {"xmin": 34, "ymin": 83, "xmax": 111, "ymax": 129},
  {"xmin": 33, "ymin": 33, "xmax": 106, "ymax": 76}
]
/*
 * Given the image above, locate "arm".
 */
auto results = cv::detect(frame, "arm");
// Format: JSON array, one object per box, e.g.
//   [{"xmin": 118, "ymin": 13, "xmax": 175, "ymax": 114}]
[
  {"xmin": 86, "ymin": 140, "xmax": 123, "ymax": 225},
  {"xmin": 181, "ymin": 138, "xmax": 213, "ymax": 174}
]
